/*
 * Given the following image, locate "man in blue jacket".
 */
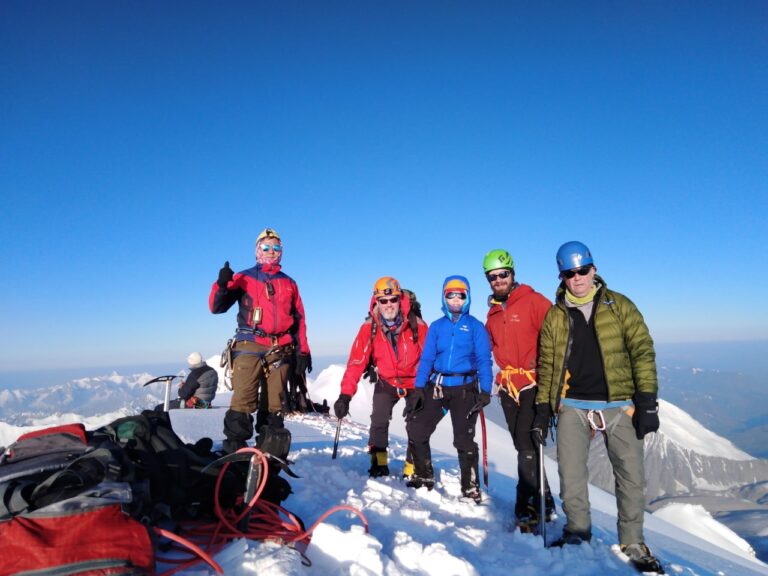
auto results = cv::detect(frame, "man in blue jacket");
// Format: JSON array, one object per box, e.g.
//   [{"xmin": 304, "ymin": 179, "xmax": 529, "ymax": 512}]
[{"xmin": 406, "ymin": 276, "xmax": 493, "ymax": 503}]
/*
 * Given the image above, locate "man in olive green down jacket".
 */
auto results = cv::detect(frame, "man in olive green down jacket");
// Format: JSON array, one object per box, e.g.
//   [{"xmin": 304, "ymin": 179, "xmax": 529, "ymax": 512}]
[{"xmin": 532, "ymin": 241, "xmax": 662, "ymax": 572}]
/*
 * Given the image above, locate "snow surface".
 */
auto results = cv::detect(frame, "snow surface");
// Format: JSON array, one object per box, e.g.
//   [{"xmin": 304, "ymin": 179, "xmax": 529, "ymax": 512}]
[
  {"xmin": 2, "ymin": 364, "xmax": 767, "ymax": 575},
  {"xmin": 658, "ymin": 399, "xmax": 754, "ymax": 461},
  {"xmin": 653, "ymin": 503, "xmax": 756, "ymax": 559}
]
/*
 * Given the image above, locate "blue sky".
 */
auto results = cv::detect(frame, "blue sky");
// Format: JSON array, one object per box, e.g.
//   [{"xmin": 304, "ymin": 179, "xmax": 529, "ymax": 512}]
[{"xmin": 1, "ymin": 1, "xmax": 767, "ymax": 372}]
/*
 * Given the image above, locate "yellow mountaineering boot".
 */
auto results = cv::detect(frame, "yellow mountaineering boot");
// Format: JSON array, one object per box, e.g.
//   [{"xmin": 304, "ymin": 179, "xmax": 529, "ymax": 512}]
[{"xmin": 368, "ymin": 449, "xmax": 390, "ymax": 478}]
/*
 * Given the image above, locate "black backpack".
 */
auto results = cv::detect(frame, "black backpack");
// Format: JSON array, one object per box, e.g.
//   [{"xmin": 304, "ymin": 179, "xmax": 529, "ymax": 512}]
[{"xmin": 90, "ymin": 410, "xmax": 244, "ymax": 521}]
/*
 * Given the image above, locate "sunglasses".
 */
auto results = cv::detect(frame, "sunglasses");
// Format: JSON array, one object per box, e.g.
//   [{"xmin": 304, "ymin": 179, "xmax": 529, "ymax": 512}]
[
  {"xmin": 445, "ymin": 292, "xmax": 467, "ymax": 300},
  {"xmin": 561, "ymin": 265, "xmax": 592, "ymax": 279},
  {"xmin": 377, "ymin": 296, "xmax": 400, "ymax": 305},
  {"xmin": 260, "ymin": 243, "xmax": 282, "ymax": 253},
  {"xmin": 486, "ymin": 270, "xmax": 512, "ymax": 282}
]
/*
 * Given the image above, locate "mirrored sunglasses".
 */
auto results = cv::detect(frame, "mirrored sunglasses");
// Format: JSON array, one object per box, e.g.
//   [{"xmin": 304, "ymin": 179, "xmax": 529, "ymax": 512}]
[
  {"xmin": 445, "ymin": 292, "xmax": 467, "ymax": 300},
  {"xmin": 260, "ymin": 243, "xmax": 282, "ymax": 253},
  {"xmin": 486, "ymin": 270, "xmax": 512, "ymax": 282},
  {"xmin": 561, "ymin": 265, "xmax": 592, "ymax": 280},
  {"xmin": 377, "ymin": 296, "xmax": 400, "ymax": 305}
]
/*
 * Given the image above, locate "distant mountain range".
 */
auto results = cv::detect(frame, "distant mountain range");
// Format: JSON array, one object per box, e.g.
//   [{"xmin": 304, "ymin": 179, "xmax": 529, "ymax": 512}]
[{"xmin": 655, "ymin": 365, "xmax": 767, "ymax": 459}]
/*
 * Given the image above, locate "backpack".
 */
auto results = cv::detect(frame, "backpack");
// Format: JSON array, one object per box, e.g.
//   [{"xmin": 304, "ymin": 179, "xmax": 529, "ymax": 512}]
[
  {"xmin": 363, "ymin": 289, "xmax": 422, "ymax": 383},
  {"xmin": 0, "ymin": 423, "xmax": 155, "ymax": 575},
  {"xmin": 90, "ymin": 410, "xmax": 243, "ymax": 520}
]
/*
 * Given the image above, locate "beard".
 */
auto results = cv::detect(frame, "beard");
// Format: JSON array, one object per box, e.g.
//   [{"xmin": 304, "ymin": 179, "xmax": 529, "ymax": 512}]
[{"xmin": 379, "ymin": 307, "xmax": 400, "ymax": 322}]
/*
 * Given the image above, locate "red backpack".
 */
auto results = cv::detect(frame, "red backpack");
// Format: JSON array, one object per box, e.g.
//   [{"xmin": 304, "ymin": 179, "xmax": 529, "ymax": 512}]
[{"xmin": 0, "ymin": 423, "xmax": 154, "ymax": 575}]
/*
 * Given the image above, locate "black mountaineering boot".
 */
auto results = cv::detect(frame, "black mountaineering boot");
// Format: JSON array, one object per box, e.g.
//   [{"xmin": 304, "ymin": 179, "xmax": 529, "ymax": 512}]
[
  {"xmin": 407, "ymin": 441, "xmax": 435, "ymax": 489},
  {"xmin": 458, "ymin": 450, "xmax": 482, "ymax": 504}
]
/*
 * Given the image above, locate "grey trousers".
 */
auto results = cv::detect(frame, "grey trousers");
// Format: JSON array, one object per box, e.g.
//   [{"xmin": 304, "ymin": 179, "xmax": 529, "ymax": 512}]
[{"xmin": 556, "ymin": 405, "xmax": 646, "ymax": 545}]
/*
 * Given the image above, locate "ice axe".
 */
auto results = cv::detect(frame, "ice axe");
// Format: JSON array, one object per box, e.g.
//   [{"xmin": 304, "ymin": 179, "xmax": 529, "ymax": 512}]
[
  {"xmin": 331, "ymin": 417, "xmax": 342, "ymax": 459},
  {"xmin": 143, "ymin": 375, "xmax": 179, "ymax": 412},
  {"xmin": 539, "ymin": 440, "xmax": 547, "ymax": 547},
  {"xmin": 480, "ymin": 409, "xmax": 488, "ymax": 489}
]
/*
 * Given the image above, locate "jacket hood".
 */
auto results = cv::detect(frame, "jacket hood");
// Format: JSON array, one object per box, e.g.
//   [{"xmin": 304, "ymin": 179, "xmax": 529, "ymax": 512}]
[{"xmin": 441, "ymin": 275, "xmax": 471, "ymax": 318}]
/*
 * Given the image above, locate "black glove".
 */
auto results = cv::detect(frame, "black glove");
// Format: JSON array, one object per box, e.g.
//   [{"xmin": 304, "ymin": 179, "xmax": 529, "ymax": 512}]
[
  {"xmin": 403, "ymin": 388, "xmax": 425, "ymax": 420},
  {"xmin": 467, "ymin": 391, "xmax": 492, "ymax": 418},
  {"xmin": 295, "ymin": 353, "xmax": 312, "ymax": 375},
  {"xmin": 217, "ymin": 261, "xmax": 234, "ymax": 289},
  {"xmin": 632, "ymin": 392, "xmax": 660, "ymax": 439},
  {"xmin": 334, "ymin": 393, "xmax": 351, "ymax": 419},
  {"xmin": 531, "ymin": 403, "xmax": 551, "ymax": 447}
]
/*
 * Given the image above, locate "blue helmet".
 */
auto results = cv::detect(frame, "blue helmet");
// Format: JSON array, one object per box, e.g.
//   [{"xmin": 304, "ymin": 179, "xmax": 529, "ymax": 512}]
[{"xmin": 556, "ymin": 241, "xmax": 594, "ymax": 272}]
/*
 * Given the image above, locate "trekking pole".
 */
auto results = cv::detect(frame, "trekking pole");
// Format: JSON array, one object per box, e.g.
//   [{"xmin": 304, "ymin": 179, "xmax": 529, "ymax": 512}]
[
  {"xmin": 332, "ymin": 417, "xmax": 342, "ymax": 459},
  {"xmin": 539, "ymin": 440, "xmax": 547, "ymax": 547},
  {"xmin": 480, "ymin": 409, "xmax": 489, "ymax": 489}
]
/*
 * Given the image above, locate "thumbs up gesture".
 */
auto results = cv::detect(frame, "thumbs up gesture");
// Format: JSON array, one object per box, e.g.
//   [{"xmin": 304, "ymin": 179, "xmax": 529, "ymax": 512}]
[{"xmin": 217, "ymin": 261, "xmax": 234, "ymax": 289}]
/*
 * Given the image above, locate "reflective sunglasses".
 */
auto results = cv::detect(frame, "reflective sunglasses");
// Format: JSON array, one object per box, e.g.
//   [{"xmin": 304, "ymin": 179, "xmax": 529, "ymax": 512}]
[
  {"xmin": 377, "ymin": 296, "xmax": 400, "ymax": 305},
  {"xmin": 486, "ymin": 270, "xmax": 512, "ymax": 282},
  {"xmin": 260, "ymin": 243, "xmax": 282, "ymax": 253},
  {"xmin": 561, "ymin": 265, "xmax": 592, "ymax": 280},
  {"xmin": 445, "ymin": 292, "xmax": 467, "ymax": 300}
]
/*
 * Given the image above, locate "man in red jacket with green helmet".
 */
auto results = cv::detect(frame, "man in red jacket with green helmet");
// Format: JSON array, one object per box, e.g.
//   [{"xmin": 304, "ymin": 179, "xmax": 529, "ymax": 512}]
[{"xmin": 483, "ymin": 249, "xmax": 556, "ymax": 530}]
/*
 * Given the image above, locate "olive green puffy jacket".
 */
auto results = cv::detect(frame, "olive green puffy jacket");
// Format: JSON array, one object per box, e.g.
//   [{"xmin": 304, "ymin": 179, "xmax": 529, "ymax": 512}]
[{"xmin": 536, "ymin": 276, "xmax": 658, "ymax": 410}]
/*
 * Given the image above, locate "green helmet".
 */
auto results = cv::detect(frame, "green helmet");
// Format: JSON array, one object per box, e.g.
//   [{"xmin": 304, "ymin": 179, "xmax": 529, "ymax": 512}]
[{"xmin": 483, "ymin": 249, "xmax": 514, "ymax": 273}]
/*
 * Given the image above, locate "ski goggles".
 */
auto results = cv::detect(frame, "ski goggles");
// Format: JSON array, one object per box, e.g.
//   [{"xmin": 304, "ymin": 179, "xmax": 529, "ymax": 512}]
[
  {"xmin": 485, "ymin": 270, "xmax": 512, "ymax": 282},
  {"xmin": 560, "ymin": 265, "xmax": 592, "ymax": 280},
  {"xmin": 445, "ymin": 292, "xmax": 467, "ymax": 300},
  {"xmin": 260, "ymin": 243, "xmax": 282, "ymax": 253},
  {"xmin": 377, "ymin": 296, "xmax": 400, "ymax": 305}
]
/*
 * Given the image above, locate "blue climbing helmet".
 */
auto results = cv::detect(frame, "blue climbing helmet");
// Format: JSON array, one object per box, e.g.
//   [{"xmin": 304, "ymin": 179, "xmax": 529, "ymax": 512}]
[{"xmin": 556, "ymin": 241, "xmax": 594, "ymax": 272}]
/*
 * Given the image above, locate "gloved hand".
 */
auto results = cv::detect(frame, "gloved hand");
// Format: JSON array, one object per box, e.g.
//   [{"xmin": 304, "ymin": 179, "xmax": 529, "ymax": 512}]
[
  {"xmin": 295, "ymin": 353, "xmax": 312, "ymax": 375},
  {"xmin": 403, "ymin": 388, "xmax": 425, "ymax": 420},
  {"xmin": 467, "ymin": 391, "xmax": 492, "ymax": 418},
  {"xmin": 334, "ymin": 393, "xmax": 351, "ymax": 419},
  {"xmin": 632, "ymin": 391, "xmax": 660, "ymax": 439},
  {"xmin": 531, "ymin": 403, "xmax": 552, "ymax": 447},
  {"xmin": 217, "ymin": 261, "xmax": 234, "ymax": 289}
]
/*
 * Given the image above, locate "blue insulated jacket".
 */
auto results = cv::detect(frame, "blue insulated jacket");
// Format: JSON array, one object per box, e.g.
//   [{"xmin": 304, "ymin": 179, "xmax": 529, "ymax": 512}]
[{"xmin": 415, "ymin": 275, "xmax": 493, "ymax": 393}]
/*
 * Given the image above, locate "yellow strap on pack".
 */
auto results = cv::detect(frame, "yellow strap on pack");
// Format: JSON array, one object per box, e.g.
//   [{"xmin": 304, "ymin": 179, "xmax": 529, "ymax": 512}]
[{"xmin": 496, "ymin": 366, "xmax": 537, "ymax": 404}]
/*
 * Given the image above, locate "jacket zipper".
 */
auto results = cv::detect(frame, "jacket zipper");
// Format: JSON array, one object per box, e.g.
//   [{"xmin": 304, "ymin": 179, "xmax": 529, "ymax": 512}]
[{"xmin": 553, "ymin": 299, "xmax": 574, "ymax": 413}]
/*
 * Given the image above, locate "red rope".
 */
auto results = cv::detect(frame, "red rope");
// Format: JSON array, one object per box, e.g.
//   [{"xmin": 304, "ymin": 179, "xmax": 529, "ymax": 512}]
[{"xmin": 155, "ymin": 446, "xmax": 369, "ymax": 574}]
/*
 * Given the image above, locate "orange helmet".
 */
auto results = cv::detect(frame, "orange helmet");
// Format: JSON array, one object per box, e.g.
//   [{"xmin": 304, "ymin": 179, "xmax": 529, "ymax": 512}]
[
  {"xmin": 443, "ymin": 278, "xmax": 469, "ymax": 295},
  {"xmin": 373, "ymin": 276, "xmax": 402, "ymax": 298}
]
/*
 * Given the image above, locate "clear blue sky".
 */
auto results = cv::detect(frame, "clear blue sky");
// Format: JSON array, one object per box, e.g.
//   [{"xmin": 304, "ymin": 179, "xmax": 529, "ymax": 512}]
[{"xmin": 1, "ymin": 1, "xmax": 766, "ymax": 372}]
